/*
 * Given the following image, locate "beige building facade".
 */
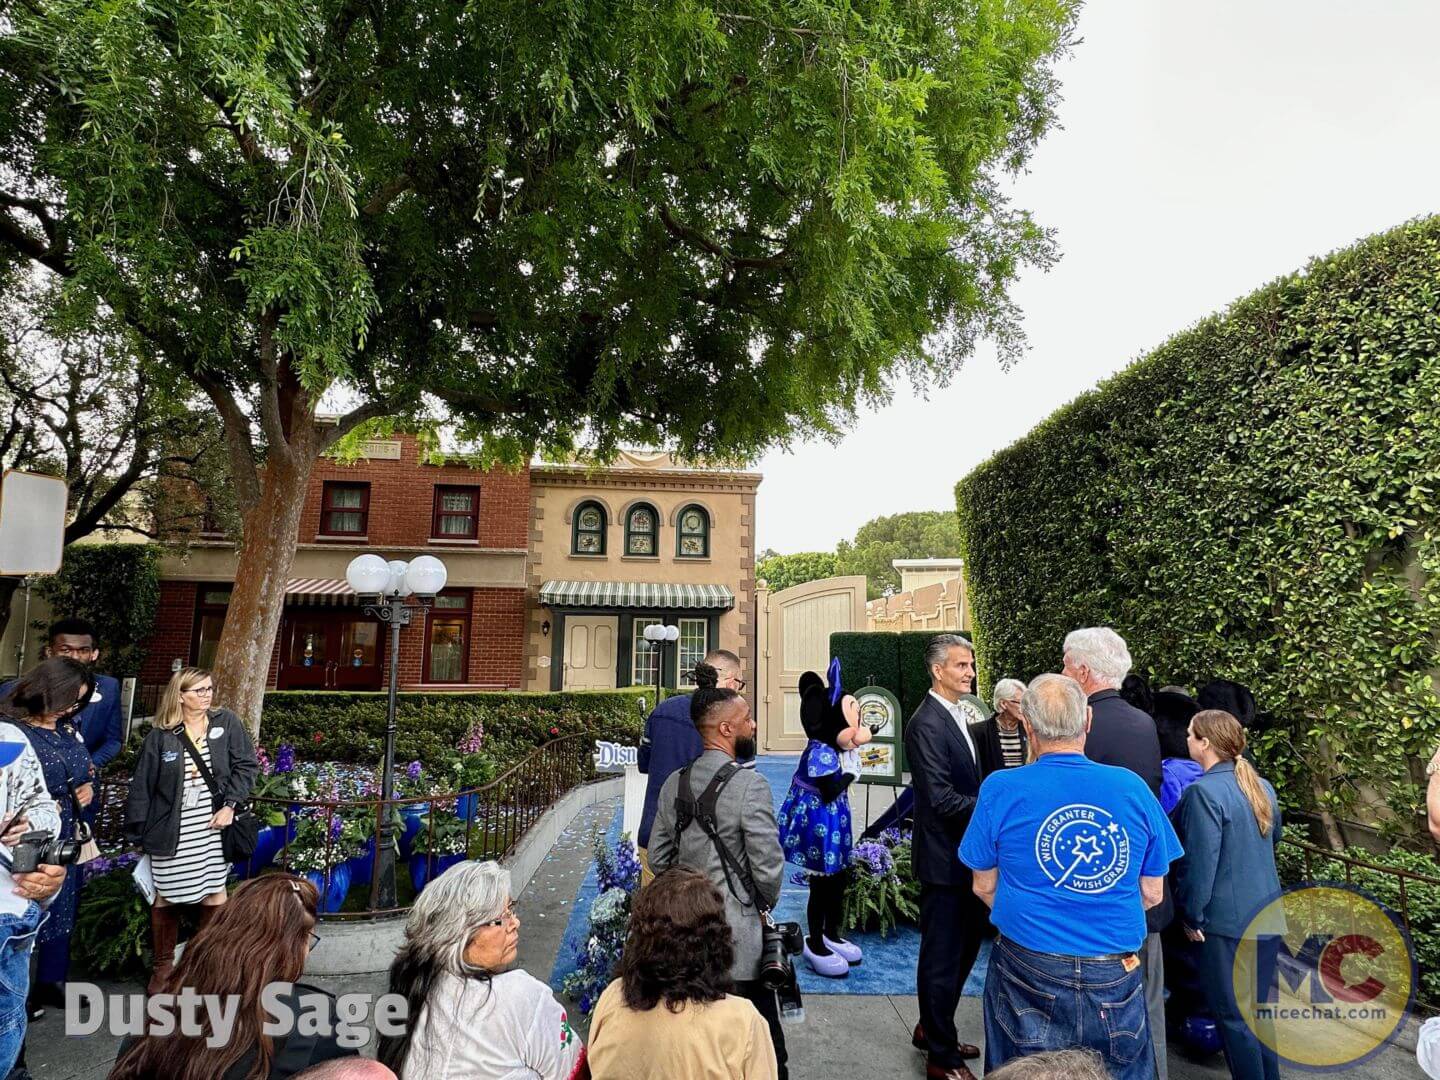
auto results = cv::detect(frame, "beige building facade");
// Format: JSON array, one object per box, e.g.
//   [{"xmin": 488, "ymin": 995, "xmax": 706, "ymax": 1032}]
[
  {"xmin": 866, "ymin": 558, "xmax": 971, "ymax": 632},
  {"xmin": 525, "ymin": 452, "xmax": 761, "ymax": 703}
]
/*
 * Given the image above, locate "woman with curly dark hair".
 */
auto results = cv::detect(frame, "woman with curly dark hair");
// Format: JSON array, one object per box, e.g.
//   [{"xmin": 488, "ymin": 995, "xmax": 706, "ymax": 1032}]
[{"xmin": 588, "ymin": 867, "xmax": 777, "ymax": 1080}]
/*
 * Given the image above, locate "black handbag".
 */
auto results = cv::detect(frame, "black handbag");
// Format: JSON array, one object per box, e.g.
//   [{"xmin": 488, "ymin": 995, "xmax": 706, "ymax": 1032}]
[{"xmin": 180, "ymin": 734, "xmax": 260, "ymax": 861}]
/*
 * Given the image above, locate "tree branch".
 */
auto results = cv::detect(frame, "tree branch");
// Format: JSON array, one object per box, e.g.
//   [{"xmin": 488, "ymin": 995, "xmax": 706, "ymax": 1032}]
[{"xmin": 362, "ymin": 173, "xmax": 413, "ymax": 216}]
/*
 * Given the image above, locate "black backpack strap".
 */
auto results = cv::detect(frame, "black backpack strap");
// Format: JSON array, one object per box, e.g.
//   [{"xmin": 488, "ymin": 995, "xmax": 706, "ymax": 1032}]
[{"xmin": 677, "ymin": 761, "xmax": 769, "ymax": 915}]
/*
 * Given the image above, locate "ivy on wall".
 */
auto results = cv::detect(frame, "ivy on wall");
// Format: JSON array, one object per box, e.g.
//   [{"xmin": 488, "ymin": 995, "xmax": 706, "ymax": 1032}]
[{"xmin": 955, "ymin": 218, "xmax": 1440, "ymax": 841}]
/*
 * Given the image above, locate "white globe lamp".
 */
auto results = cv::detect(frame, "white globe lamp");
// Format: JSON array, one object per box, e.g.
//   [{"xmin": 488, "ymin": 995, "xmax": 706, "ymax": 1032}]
[
  {"xmin": 386, "ymin": 559, "xmax": 412, "ymax": 597},
  {"xmin": 663, "ymin": 624, "xmax": 680, "ymax": 643},
  {"xmin": 345, "ymin": 554, "xmax": 392, "ymax": 596},
  {"xmin": 405, "ymin": 555, "xmax": 448, "ymax": 597}
]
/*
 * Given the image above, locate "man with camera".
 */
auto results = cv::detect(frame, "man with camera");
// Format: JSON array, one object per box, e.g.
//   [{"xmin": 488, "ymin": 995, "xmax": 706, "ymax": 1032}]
[
  {"xmin": 0, "ymin": 724, "xmax": 69, "ymax": 1076},
  {"xmin": 648, "ymin": 679, "xmax": 792, "ymax": 1079}
]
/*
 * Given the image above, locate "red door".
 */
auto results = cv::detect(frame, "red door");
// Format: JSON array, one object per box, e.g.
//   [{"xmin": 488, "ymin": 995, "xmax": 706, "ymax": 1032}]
[{"xmin": 277, "ymin": 611, "xmax": 384, "ymax": 691}]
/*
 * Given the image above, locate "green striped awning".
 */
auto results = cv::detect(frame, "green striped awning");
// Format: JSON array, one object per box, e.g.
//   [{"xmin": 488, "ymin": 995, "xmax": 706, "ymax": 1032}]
[{"xmin": 538, "ymin": 580, "xmax": 735, "ymax": 610}]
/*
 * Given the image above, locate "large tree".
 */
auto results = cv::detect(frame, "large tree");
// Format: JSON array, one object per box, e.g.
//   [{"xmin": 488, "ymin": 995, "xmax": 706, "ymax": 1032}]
[
  {"xmin": 0, "ymin": 265, "xmax": 207, "ymax": 640},
  {"xmin": 0, "ymin": 0, "xmax": 1077, "ymax": 729},
  {"xmin": 837, "ymin": 509, "xmax": 964, "ymax": 597}
]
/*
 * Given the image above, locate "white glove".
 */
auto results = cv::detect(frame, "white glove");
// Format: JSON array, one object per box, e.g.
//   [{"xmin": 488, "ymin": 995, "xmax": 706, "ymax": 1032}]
[{"xmin": 839, "ymin": 749, "xmax": 862, "ymax": 780}]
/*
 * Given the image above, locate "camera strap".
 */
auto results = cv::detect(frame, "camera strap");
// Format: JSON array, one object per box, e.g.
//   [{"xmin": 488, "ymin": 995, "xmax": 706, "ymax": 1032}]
[{"xmin": 676, "ymin": 761, "xmax": 773, "ymax": 924}]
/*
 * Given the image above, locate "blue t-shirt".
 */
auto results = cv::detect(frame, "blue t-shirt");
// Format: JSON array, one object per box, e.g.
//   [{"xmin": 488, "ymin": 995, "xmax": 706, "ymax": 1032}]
[{"xmin": 959, "ymin": 752, "xmax": 1184, "ymax": 956}]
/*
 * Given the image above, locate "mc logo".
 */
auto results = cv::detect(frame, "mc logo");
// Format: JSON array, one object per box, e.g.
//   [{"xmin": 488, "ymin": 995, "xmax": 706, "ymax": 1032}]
[
  {"xmin": 1257, "ymin": 931, "xmax": 1387, "ymax": 1005},
  {"xmin": 1236, "ymin": 884, "xmax": 1414, "ymax": 1070}
]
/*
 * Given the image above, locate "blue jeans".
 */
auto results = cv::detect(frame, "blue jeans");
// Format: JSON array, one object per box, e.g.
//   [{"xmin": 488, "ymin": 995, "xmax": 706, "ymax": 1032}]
[
  {"xmin": 984, "ymin": 935, "xmax": 1155, "ymax": 1080},
  {"xmin": 0, "ymin": 903, "xmax": 44, "ymax": 1076}
]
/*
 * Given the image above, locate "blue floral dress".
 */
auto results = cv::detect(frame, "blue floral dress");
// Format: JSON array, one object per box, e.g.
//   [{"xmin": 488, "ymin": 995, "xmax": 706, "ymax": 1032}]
[{"xmin": 777, "ymin": 740, "xmax": 853, "ymax": 876}]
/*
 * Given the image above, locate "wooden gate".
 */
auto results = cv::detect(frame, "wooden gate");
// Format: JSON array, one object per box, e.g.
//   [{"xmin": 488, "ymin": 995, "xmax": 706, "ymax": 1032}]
[{"xmin": 755, "ymin": 576, "xmax": 868, "ymax": 752}]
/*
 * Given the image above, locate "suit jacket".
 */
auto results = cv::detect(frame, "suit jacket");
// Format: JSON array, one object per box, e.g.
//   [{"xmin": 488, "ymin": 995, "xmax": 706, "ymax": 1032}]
[
  {"xmin": 648, "ymin": 749, "xmax": 784, "ymax": 982},
  {"xmin": 970, "ymin": 716, "xmax": 1029, "ymax": 778},
  {"xmin": 1173, "ymin": 761, "xmax": 1283, "ymax": 938},
  {"xmin": 1085, "ymin": 688, "xmax": 1171, "ymax": 931},
  {"xmin": 78, "ymin": 673, "xmax": 124, "ymax": 768},
  {"xmin": 903, "ymin": 694, "xmax": 982, "ymax": 887}
]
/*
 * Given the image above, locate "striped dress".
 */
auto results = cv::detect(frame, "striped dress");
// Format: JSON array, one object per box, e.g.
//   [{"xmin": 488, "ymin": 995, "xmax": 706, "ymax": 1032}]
[{"xmin": 151, "ymin": 732, "xmax": 229, "ymax": 903}]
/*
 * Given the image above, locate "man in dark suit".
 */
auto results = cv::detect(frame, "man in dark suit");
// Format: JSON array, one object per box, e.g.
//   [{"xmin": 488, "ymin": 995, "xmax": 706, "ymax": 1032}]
[
  {"xmin": 903, "ymin": 634, "xmax": 986, "ymax": 1080},
  {"xmin": 1063, "ymin": 626, "xmax": 1170, "ymax": 1080},
  {"xmin": 42, "ymin": 618, "xmax": 124, "ymax": 771}
]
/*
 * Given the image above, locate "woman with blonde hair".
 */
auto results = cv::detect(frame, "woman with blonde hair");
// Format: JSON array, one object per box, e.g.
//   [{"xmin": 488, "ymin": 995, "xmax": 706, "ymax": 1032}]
[
  {"xmin": 124, "ymin": 667, "xmax": 258, "ymax": 992},
  {"xmin": 1174, "ymin": 709, "xmax": 1283, "ymax": 1080},
  {"xmin": 379, "ymin": 860, "xmax": 585, "ymax": 1079}
]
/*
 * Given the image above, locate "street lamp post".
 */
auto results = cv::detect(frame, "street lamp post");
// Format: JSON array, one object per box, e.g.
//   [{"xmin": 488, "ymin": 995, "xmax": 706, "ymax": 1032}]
[
  {"xmin": 642, "ymin": 622, "xmax": 681, "ymax": 705},
  {"xmin": 345, "ymin": 553, "xmax": 448, "ymax": 909}
]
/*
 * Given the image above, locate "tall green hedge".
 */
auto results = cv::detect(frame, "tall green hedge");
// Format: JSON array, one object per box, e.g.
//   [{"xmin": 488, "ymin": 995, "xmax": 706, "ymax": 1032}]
[
  {"xmin": 955, "ymin": 217, "xmax": 1440, "ymax": 839},
  {"xmin": 832, "ymin": 630, "xmax": 972, "ymax": 720},
  {"xmin": 258, "ymin": 688, "xmax": 650, "ymax": 769},
  {"xmin": 35, "ymin": 544, "xmax": 160, "ymax": 676}
]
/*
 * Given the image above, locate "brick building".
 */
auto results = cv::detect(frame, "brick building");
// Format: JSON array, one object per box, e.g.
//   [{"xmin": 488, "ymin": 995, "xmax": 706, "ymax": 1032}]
[{"xmin": 139, "ymin": 432, "xmax": 531, "ymax": 692}]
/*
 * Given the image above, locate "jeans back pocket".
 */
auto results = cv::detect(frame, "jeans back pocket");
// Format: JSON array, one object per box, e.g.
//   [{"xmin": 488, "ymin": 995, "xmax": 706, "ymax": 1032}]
[
  {"xmin": 994, "ymin": 960, "xmax": 1057, "ymax": 1049},
  {"xmin": 1098, "ymin": 977, "xmax": 1148, "ymax": 1066}
]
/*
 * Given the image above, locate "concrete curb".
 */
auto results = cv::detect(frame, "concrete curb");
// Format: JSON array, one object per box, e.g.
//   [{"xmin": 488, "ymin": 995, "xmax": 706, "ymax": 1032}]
[{"xmin": 304, "ymin": 776, "xmax": 623, "ymax": 976}]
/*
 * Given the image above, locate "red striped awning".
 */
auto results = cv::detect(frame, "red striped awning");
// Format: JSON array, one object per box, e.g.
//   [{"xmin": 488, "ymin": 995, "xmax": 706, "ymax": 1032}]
[{"xmin": 285, "ymin": 578, "xmax": 359, "ymax": 606}]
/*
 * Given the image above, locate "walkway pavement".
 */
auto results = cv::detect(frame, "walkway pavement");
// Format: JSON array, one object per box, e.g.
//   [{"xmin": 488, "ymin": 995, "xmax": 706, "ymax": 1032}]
[{"xmin": 23, "ymin": 794, "xmax": 1421, "ymax": 1079}]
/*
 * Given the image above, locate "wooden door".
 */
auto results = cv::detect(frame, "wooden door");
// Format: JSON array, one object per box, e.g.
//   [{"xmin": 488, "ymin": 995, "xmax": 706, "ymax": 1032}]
[{"xmin": 562, "ymin": 616, "xmax": 619, "ymax": 689}]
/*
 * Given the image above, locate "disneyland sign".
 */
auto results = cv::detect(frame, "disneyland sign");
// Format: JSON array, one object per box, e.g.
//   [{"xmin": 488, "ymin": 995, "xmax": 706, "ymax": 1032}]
[{"xmin": 593, "ymin": 740, "xmax": 638, "ymax": 771}]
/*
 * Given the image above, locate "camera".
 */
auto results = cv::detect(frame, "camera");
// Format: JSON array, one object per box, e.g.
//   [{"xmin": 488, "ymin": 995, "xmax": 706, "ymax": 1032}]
[
  {"xmin": 9, "ymin": 830, "xmax": 81, "ymax": 873},
  {"xmin": 759, "ymin": 918, "xmax": 802, "ymax": 988}
]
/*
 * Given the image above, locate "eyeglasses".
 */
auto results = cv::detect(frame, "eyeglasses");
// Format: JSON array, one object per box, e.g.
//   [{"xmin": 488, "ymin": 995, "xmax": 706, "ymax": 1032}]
[
  {"xmin": 731, "ymin": 678, "xmax": 747, "ymax": 691},
  {"xmin": 308, "ymin": 931, "xmax": 322, "ymax": 951},
  {"xmin": 186, "ymin": 685, "xmax": 215, "ymax": 696},
  {"xmin": 479, "ymin": 900, "xmax": 519, "ymax": 928}
]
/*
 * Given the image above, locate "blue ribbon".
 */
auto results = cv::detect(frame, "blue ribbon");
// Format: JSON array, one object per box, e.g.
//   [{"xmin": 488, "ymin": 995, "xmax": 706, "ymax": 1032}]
[{"xmin": 827, "ymin": 656, "xmax": 843, "ymax": 705}]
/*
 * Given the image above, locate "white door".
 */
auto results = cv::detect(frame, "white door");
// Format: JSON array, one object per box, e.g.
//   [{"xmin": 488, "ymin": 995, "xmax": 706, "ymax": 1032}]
[{"xmin": 563, "ymin": 616, "xmax": 619, "ymax": 689}]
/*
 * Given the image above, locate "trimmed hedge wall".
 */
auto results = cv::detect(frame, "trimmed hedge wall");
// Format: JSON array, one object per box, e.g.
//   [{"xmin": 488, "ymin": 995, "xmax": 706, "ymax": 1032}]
[
  {"xmin": 257, "ymin": 688, "xmax": 650, "ymax": 769},
  {"xmin": 955, "ymin": 217, "xmax": 1440, "ymax": 839},
  {"xmin": 832, "ymin": 631, "xmax": 973, "ymax": 721}
]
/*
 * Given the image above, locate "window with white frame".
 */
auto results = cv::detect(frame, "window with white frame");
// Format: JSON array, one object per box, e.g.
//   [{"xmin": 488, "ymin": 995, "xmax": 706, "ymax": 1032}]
[
  {"xmin": 676, "ymin": 618, "xmax": 708, "ymax": 685},
  {"xmin": 631, "ymin": 618, "xmax": 663, "ymax": 686}
]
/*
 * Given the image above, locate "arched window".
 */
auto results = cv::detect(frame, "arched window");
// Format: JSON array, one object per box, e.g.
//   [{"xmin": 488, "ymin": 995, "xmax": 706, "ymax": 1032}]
[
  {"xmin": 625, "ymin": 503, "xmax": 659, "ymax": 556},
  {"xmin": 676, "ymin": 505, "xmax": 710, "ymax": 558},
  {"xmin": 572, "ymin": 501, "xmax": 607, "ymax": 555}
]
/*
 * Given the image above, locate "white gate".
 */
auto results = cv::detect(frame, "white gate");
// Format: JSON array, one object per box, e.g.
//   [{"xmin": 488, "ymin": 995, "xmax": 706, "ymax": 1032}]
[{"xmin": 755, "ymin": 576, "xmax": 868, "ymax": 752}]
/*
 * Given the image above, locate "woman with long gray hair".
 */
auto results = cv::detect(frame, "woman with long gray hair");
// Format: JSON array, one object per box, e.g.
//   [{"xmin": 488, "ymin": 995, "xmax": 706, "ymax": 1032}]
[{"xmin": 378, "ymin": 860, "xmax": 587, "ymax": 1080}]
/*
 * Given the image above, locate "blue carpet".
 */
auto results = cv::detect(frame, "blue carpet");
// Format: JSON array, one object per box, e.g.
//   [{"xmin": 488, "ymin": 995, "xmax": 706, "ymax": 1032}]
[{"xmin": 547, "ymin": 755, "xmax": 988, "ymax": 997}]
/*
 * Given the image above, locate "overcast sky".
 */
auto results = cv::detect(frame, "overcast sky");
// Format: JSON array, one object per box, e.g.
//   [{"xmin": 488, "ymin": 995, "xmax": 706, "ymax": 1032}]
[{"xmin": 753, "ymin": 0, "xmax": 1440, "ymax": 554}]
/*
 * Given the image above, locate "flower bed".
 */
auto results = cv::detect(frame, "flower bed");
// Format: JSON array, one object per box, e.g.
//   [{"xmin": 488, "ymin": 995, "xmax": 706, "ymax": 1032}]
[
  {"xmin": 842, "ymin": 827, "xmax": 920, "ymax": 936},
  {"xmin": 562, "ymin": 836, "xmax": 641, "ymax": 1014}
]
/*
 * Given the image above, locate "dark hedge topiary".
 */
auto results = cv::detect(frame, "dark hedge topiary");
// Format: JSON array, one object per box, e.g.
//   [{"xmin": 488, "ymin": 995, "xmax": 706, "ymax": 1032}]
[
  {"xmin": 831, "ymin": 630, "xmax": 973, "ymax": 721},
  {"xmin": 955, "ymin": 217, "xmax": 1440, "ymax": 841},
  {"xmin": 258, "ymin": 688, "xmax": 650, "ymax": 770},
  {"xmin": 35, "ymin": 544, "xmax": 161, "ymax": 676}
]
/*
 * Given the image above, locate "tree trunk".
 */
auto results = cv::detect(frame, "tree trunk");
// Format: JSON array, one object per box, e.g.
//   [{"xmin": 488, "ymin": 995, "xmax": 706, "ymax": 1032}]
[
  {"xmin": 210, "ymin": 446, "xmax": 317, "ymax": 738},
  {"xmin": 0, "ymin": 576, "xmax": 22, "ymax": 671}
]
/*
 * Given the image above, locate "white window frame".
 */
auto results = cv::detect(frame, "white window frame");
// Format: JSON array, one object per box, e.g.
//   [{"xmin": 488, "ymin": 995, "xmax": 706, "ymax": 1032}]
[
  {"xmin": 676, "ymin": 618, "xmax": 709, "ymax": 686},
  {"xmin": 631, "ymin": 618, "xmax": 663, "ymax": 686}
]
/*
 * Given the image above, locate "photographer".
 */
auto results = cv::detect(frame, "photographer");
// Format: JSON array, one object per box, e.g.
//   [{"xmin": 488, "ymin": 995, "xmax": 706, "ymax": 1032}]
[
  {"xmin": 0, "ymin": 718, "xmax": 69, "ymax": 1076},
  {"xmin": 0, "ymin": 658, "xmax": 95, "ymax": 1015},
  {"xmin": 648, "ymin": 669, "xmax": 789, "ymax": 1079}
]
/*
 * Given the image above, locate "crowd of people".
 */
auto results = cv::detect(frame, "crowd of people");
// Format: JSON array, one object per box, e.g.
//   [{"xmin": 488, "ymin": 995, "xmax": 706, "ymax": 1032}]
[{"xmin": 0, "ymin": 622, "xmax": 1289, "ymax": 1080}]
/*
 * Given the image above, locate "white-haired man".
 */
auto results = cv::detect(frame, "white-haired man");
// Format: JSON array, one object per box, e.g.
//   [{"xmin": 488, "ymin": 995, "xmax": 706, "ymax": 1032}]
[
  {"xmin": 961, "ymin": 674, "xmax": 1182, "ymax": 1079},
  {"xmin": 1062, "ymin": 627, "xmax": 1169, "ymax": 1080}
]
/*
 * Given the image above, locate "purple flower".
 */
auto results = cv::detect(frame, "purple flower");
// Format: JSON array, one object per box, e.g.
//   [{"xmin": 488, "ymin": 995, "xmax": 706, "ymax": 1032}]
[
  {"xmin": 853, "ymin": 841, "xmax": 894, "ymax": 877},
  {"xmin": 328, "ymin": 815, "xmax": 344, "ymax": 841},
  {"xmin": 275, "ymin": 745, "xmax": 296, "ymax": 774},
  {"xmin": 406, "ymin": 760, "xmax": 423, "ymax": 781}
]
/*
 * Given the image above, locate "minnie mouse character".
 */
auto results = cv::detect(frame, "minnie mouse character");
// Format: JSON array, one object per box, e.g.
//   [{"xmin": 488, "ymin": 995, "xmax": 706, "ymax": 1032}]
[{"xmin": 776, "ymin": 658, "xmax": 872, "ymax": 977}]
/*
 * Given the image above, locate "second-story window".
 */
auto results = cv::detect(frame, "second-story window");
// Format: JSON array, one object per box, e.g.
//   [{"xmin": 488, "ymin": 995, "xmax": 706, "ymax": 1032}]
[
  {"xmin": 573, "ymin": 502, "xmax": 606, "ymax": 554},
  {"xmin": 626, "ymin": 504, "xmax": 658, "ymax": 556},
  {"xmin": 432, "ymin": 485, "xmax": 479, "ymax": 540},
  {"xmin": 677, "ymin": 505, "xmax": 710, "ymax": 557},
  {"xmin": 321, "ymin": 482, "xmax": 369, "ymax": 537}
]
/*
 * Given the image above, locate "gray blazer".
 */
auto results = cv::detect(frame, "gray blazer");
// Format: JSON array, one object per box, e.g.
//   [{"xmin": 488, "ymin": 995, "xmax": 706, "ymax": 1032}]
[
  {"xmin": 648, "ymin": 748, "xmax": 785, "ymax": 983},
  {"xmin": 1173, "ymin": 761, "xmax": 1283, "ymax": 938}
]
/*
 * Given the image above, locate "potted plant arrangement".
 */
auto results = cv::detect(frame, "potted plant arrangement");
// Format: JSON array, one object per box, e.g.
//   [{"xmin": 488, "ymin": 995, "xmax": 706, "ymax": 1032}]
[
  {"xmin": 841, "ymin": 827, "xmax": 920, "ymax": 936},
  {"xmin": 287, "ymin": 810, "xmax": 365, "ymax": 913},
  {"xmin": 408, "ymin": 809, "xmax": 469, "ymax": 893},
  {"xmin": 562, "ymin": 836, "xmax": 641, "ymax": 1014},
  {"xmin": 234, "ymin": 744, "xmax": 298, "ymax": 879}
]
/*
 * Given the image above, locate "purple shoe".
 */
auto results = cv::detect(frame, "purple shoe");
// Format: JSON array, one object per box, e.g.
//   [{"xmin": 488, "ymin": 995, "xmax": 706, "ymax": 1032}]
[
  {"xmin": 824, "ymin": 935, "xmax": 863, "ymax": 965},
  {"xmin": 803, "ymin": 941, "xmax": 850, "ymax": 978}
]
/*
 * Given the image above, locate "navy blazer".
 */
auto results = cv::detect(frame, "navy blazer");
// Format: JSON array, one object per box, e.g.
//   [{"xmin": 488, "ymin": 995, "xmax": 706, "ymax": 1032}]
[
  {"xmin": 1173, "ymin": 761, "xmax": 1283, "ymax": 937},
  {"xmin": 1085, "ymin": 688, "xmax": 1170, "ymax": 931},
  {"xmin": 636, "ymin": 693, "xmax": 702, "ymax": 848},
  {"xmin": 903, "ymin": 693, "xmax": 982, "ymax": 887}
]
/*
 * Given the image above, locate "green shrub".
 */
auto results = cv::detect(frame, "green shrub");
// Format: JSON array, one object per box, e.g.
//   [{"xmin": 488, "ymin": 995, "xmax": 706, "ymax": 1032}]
[
  {"xmin": 73, "ymin": 862, "xmax": 150, "ymax": 979},
  {"xmin": 831, "ymin": 630, "xmax": 972, "ymax": 720},
  {"xmin": 258, "ymin": 688, "xmax": 649, "ymax": 770},
  {"xmin": 955, "ymin": 218, "xmax": 1440, "ymax": 836},
  {"xmin": 35, "ymin": 544, "xmax": 160, "ymax": 676}
]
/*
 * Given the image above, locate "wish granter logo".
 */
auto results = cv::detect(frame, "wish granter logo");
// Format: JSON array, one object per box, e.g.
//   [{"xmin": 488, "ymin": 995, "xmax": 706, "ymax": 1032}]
[
  {"xmin": 1033, "ymin": 804, "xmax": 1130, "ymax": 894},
  {"xmin": 1235, "ymin": 883, "xmax": 1414, "ymax": 1070}
]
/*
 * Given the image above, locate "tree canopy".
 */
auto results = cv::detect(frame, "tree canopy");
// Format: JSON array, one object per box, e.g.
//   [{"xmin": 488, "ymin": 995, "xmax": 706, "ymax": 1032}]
[
  {"xmin": 0, "ymin": 0, "xmax": 1078, "ymax": 725},
  {"xmin": 837, "ymin": 510, "xmax": 964, "ymax": 596},
  {"xmin": 757, "ymin": 550, "xmax": 840, "ymax": 593}
]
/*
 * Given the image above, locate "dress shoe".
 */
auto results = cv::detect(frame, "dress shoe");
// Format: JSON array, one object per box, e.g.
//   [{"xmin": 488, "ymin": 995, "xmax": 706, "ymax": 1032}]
[
  {"xmin": 913, "ymin": 1024, "xmax": 979, "ymax": 1060},
  {"xmin": 925, "ymin": 1062, "xmax": 978, "ymax": 1080}
]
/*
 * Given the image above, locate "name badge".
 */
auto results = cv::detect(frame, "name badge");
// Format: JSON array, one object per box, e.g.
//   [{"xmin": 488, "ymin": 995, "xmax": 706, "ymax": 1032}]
[
  {"xmin": 208, "ymin": 727, "xmax": 224, "ymax": 740},
  {"xmin": 184, "ymin": 785, "xmax": 203, "ymax": 810},
  {"xmin": 89, "ymin": 690, "xmax": 103, "ymax": 702}
]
